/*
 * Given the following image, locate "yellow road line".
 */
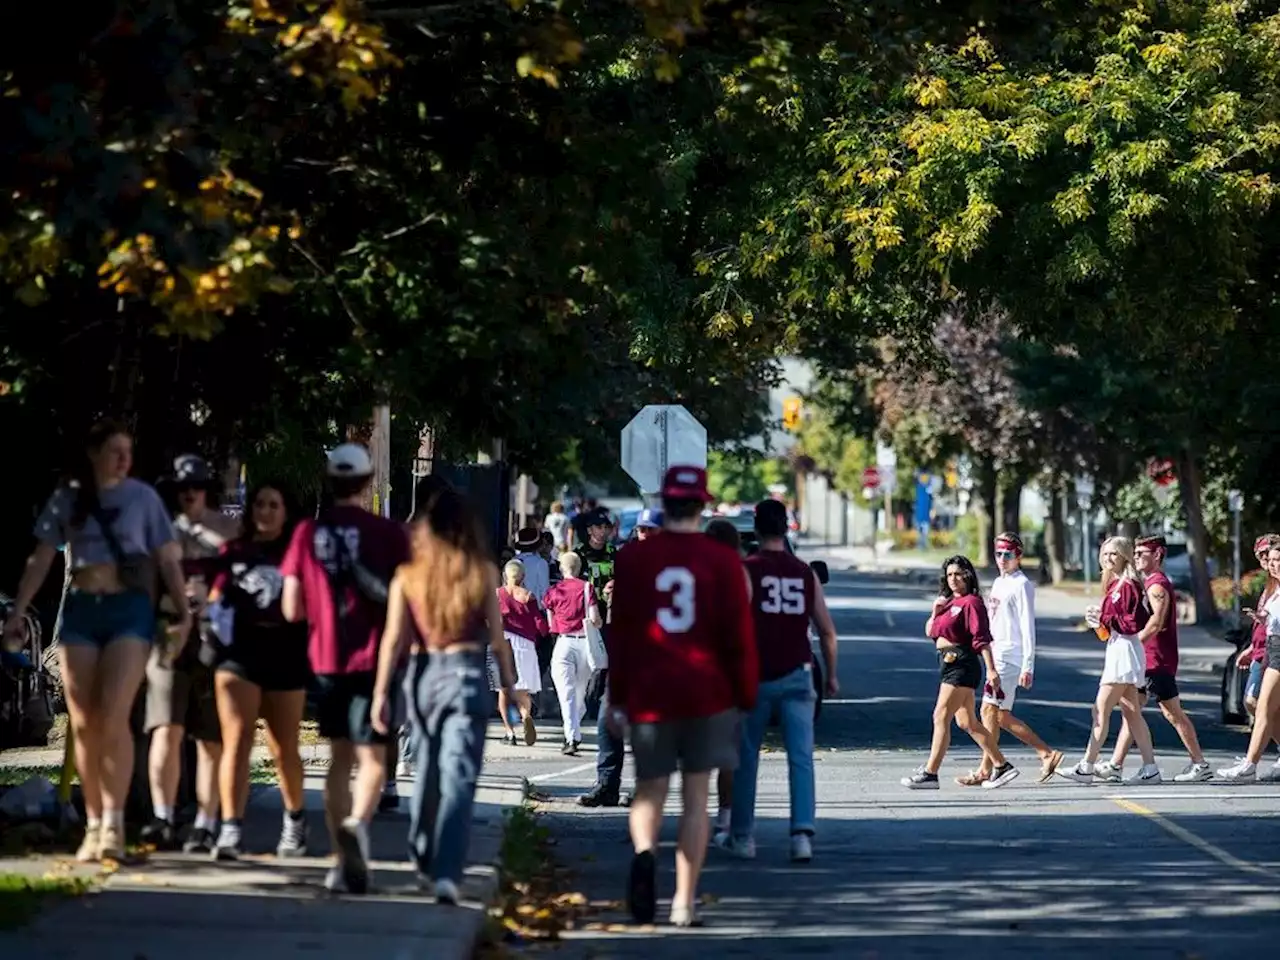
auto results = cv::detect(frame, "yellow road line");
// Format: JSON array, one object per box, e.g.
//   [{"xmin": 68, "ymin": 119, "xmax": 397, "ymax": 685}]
[{"xmin": 1108, "ymin": 796, "xmax": 1278, "ymax": 880}]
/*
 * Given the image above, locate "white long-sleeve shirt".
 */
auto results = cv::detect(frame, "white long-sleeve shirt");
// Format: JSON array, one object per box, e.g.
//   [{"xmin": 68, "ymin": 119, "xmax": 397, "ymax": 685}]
[
  {"xmin": 514, "ymin": 551, "xmax": 551, "ymax": 610},
  {"xmin": 987, "ymin": 569, "xmax": 1037, "ymax": 676}
]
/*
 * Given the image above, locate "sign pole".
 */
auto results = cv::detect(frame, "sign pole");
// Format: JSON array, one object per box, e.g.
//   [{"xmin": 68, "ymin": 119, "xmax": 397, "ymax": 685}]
[{"xmin": 1229, "ymin": 489, "xmax": 1243, "ymax": 622}]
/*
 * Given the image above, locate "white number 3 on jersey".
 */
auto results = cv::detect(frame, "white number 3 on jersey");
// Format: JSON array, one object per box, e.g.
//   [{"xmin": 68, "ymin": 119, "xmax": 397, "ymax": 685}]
[
  {"xmin": 760, "ymin": 575, "xmax": 806, "ymax": 615},
  {"xmin": 655, "ymin": 567, "xmax": 696, "ymax": 633}
]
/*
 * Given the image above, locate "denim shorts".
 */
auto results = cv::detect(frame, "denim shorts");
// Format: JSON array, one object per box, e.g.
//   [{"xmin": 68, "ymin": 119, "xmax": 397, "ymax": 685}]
[
  {"xmin": 1246, "ymin": 659, "xmax": 1265, "ymax": 700},
  {"xmin": 60, "ymin": 590, "xmax": 155, "ymax": 648}
]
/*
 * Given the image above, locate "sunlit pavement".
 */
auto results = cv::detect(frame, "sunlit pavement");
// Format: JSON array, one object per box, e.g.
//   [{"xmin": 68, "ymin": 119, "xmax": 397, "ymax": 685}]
[{"xmin": 482, "ymin": 566, "xmax": 1280, "ymax": 958}]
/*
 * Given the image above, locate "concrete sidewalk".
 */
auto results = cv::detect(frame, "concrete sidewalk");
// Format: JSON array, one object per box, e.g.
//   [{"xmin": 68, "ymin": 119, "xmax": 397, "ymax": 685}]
[{"xmin": 0, "ymin": 766, "xmax": 526, "ymax": 958}]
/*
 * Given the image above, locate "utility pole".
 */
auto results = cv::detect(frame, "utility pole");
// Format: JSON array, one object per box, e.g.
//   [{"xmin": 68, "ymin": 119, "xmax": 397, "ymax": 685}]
[{"xmin": 369, "ymin": 404, "xmax": 391, "ymax": 517}]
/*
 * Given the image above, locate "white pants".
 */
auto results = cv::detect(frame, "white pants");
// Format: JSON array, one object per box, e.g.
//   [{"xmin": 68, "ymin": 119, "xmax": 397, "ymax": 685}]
[{"xmin": 551, "ymin": 634, "xmax": 593, "ymax": 743}]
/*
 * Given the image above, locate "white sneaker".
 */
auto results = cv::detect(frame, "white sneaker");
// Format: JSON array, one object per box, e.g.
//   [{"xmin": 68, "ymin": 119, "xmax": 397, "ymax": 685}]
[
  {"xmin": 324, "ymin": 865, "xmax": 347, "ymax": 892},
  {"xmin": 1217, "ymin": 758, "xmax": 1257, "ymax": 781},
  {"xmin": 1173, "ymin": 761, "xmax": 1213, "ymax": 783},
  {"xmin": 790, "ymin": 834, "xmax": 813, "ymax": 863},
  {"xmin": 434, "ymin": 878, "xmax": 460, "ymax": 905},
  {"xmin": 336, "ymin": 817, "xmax": 372, "ymax": 894},
  {"xmin": 1123, "ymin": 763, "xmax": 1162, "ymax": 785},
  {"xmin": 714, "ymin": 807, "xmax": 731, "ymax": 834},
  {"xmin": 712, "ymin": 832, "xmax": 756, "ymax": 859},
  {"xmin": 396, "ymin": 760, "xmax": 412, "ymax": 780},
  {"xmin": 1060, "ymin": 761, "xmax": 1095, "ymax": 783},
  {"xmin": 1259, "ymin": 760, "xmax": 1280, "ymax": 782},
  {"xmin": 1094, "ymin": 761, "xmax": 1123, "ymax": 782}
]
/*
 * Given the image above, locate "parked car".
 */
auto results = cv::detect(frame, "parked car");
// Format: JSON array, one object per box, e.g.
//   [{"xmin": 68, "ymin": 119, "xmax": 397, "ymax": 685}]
[
  {"xmin": 1162, "ymin": 543, "xmax": 1217, "ymax": 593},
  {"xmin": 1219, "ymin": 625, "xmax": 1251, "ymax": 726}
]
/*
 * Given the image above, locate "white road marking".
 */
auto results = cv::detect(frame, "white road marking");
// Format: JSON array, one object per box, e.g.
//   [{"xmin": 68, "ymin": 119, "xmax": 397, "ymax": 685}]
[{"xmin": 527, "ymin": 760, "xmax": 597, "ymax": 784}]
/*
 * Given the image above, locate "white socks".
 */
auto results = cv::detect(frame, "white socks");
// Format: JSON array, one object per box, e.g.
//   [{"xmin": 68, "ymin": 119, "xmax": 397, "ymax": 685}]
[{"xmin": 153, "ymin": 804, "xmax": 173, "ymax": 823}]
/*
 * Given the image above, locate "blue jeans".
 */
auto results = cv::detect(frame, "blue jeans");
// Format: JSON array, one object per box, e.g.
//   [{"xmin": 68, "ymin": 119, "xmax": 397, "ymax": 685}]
[
  {"xmin": 730, "ymin": 664, "xmax": 817, "ymax": 839},
  {"xmin": 406, "ymin": 650, "xmax": 491, "ymax": 884},
  {"xmin": 595, "ymin": 683, "xmax": 624, "ymax": 794},
  {"xmin": 1247, "ymin": 659, "xmax": 1265, "ymax": 700}
]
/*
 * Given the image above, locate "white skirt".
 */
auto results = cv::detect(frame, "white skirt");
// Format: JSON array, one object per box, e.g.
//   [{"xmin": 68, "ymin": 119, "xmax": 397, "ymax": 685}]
[
  {"xmin": 488, "ymin": 632, "xmax": 542, "ymax": 694},
  {"xmin": 1100, "ymin": 634, "xmax": 1146, "ymax": 687}
]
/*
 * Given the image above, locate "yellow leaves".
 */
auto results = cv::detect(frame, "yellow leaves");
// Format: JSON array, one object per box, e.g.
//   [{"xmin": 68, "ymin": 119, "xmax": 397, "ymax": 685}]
[
  {"xmin": 958, "ymin": 34, "xmax": 996, "ymax": 62},
  {"xmin": 654, "ymin": 53, "xmax": 680, "ymax": 83},
  {"xmin": 1141, "ymin": 33, "xmax": 1187, "ymax": 73},
  {"xmin": 1004, "ymin": 119, "xmax": 1048, "ymax": 160},
  {"xmin": 1052, "ymin": 183, "xmax": 1094, "ymax": 225},
  {"xmin": 1189, "ymin": 92, "xmax": 1241, "ymax": 133},
  {"xmin": 517, "ymin": 55, "xmax": 560, "ymax": 88},
  {"xmin": 907, "ymin": 75, "xmax": 950, "ymax": 108}
]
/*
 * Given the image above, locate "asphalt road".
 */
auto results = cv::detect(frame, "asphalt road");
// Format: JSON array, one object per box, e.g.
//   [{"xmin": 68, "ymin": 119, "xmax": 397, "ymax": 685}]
[{"xmin": 481, "ymin": 564, "xmax": 1280, "ymax": 958}]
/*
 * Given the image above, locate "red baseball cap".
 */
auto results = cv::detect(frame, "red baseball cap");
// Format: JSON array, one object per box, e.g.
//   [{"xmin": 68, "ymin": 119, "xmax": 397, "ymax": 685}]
[{"xmin": 661, "ymin": 465, "xmax": 714, "ymax": 502}]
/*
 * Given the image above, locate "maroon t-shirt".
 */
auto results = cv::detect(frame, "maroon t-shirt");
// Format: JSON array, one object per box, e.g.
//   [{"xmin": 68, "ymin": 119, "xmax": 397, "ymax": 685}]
[
  {"xmin": 1142, "ymin": 570, "xmax": 1179, "ymax": 675},
  {"xmin": 928, "ymin": 593, "xmax": 992, "ymax": 652},
  {"xmin": 745, "ymin": 549, "xmax": 816, "ymax": 682},
  {"xmin": 1100, "ymin": 578, "xmax": 1149, "ymax": 636},
  {"xmin": 280, "ymin": 505, "xmax": 411, "ymax": 676},
  {"xmin": 499, "ymin": 587, "xmax": 547, "ymax": 642},
  {"xmin": 1250, "ymin": 583, "xmax": 1274, "ymax": 662},
  {"xmin": 608, "ymin": 531, "xmax": 758, "ymax": 723}
]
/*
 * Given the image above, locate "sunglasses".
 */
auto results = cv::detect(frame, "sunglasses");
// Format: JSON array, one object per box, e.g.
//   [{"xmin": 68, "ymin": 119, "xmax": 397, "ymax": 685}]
[{"xmin": 995, "ymin": 550, "xmax": 1017, "ymax": 559}]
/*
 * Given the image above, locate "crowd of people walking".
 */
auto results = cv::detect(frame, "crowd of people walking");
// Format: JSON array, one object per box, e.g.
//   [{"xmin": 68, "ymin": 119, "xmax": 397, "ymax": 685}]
[{"xmin": 2, "ymin": 421, "xmax": 1278, "ymax": 928}]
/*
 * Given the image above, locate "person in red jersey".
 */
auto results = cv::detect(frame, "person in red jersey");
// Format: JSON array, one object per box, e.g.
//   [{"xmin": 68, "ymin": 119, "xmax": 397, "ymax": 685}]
[
  {"xmin": 281, "ymin": 444, "xmax": 411, "ymax": 894},
  {"xmin": 606, "ymin": 466, "xmax": 758, "ymax": 928},
  {"xmin": 901, "ymin": 555, "xmax": 1018, "ymax": 790},
  {"xmin": 714, "ymin": 499, "xmax": 837, "ymax": 865},
  {"xmin": 1104, "ymin": 534, "xmax": 1212, "ymax": 783}
]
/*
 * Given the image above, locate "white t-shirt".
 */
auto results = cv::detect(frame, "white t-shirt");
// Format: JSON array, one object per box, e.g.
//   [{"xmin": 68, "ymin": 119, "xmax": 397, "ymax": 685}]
[
  {"xmin": 1264, "ymin": 589, "xmax": 1280, "ymax": 636},
  {"xmin": 544, "ymin": 513, "xmax": 570, "ymax": 549},
  {"xmin": 986, "ymin": 569, "xmax": 1037, "ymax": 676}
]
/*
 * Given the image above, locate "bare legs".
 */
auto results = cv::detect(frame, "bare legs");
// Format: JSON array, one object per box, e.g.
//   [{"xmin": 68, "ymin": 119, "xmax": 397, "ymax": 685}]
[
  {"xmin": 628, "ymin": 771, "xmax": 711, "ymax": 918},
  {"xmin": 925, "ymin": 684, "xmax": 1006, "ymax": 774}
]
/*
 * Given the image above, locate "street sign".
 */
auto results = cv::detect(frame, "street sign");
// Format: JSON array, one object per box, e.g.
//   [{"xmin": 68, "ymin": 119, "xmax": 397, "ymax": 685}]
[
  {"xmin": 1228, "ymin": 489, "xmax": 1244, "ymax": 512},
  {"xmin": 877, "ymin": 467, "xmax": 898, "ymax": 496},
  {"xmin": 621, "ymin": 404, "xmax": 708, "ymax": 495},
  {"xmin": 875, "ymin": 443, "xmax": 897, "ymax": 471},
  {"xmin": 861, "ymin": 467, "xmax": 881, "ymax": 489}
]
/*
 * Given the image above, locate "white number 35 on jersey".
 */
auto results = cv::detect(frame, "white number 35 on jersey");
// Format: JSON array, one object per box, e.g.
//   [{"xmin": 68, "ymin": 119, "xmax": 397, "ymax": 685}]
[
  {"xmin": 760, "ymin": 576, "xmax": 806, "ymax": 615},
  {"xmin": 655, "ymin": 567, "xmax": 696, "ymax": 633}
]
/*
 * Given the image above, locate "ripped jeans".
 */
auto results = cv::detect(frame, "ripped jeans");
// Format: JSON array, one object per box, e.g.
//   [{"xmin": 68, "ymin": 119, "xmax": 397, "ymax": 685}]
[{"xmin": 405, "ymin": 649, "xmax": 492, "ymax": 885}]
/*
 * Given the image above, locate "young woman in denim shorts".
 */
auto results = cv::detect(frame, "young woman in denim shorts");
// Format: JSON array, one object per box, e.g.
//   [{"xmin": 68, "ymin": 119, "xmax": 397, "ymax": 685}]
[{"xmin": 2, "ymin": 420, "xmax": 189, "ymax": 862}]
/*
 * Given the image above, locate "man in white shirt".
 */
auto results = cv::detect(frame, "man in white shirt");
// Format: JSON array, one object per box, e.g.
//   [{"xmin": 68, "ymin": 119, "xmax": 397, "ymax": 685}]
[
  {"xmin": 958, "ymin": 532, "xmax": 1064, "ymax": 786},
  {"xmin": 513, "ymin": 526, "xmax": 550, "ymax": 607},
  {"xmin": 543, "ymin": 502, "xmax": 571, "ymax": 557}
]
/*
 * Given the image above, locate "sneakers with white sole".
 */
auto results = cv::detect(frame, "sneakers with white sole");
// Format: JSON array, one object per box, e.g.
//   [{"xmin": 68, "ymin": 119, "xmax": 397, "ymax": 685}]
[
  {"xmin": 1094, "ymin": 760, "xmax": 1123, "ymax": 782},
  {"xmin": 1060, "ymin": 760, "xmax": 1095, "ymax": 783},
  {"xmin": 981, "ymin": 763, "xmax": 1019, "ymax": 789},
  {"xmin": 1259, "ymin": 760, "xmax": 1280, "ymax": 782},
  {"xmin": 790, "ymin": 834, "xmax": 813, "ymax": 863},
  {"xmin": 1172, "ymin": 761, "xmax": 1212, "ymax": 783},
  {"xmin": 1123, "ymin": 763, "xmax": 1162, "ymax": 785},
  {"xmin": 901, "ymin": 767, "xmax": 940, "ymax": 789},
  {"xmin": 1217, "ymin": 757, "xmax": 1257, "ymax": 781},
  {"xmin": 712, "ymin": 832, "xmax": 756, "ymax": 859}
]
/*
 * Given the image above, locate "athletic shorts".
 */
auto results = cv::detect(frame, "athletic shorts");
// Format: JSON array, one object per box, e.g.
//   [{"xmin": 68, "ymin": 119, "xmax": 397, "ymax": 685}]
[
  {"xmin": 937, "ymin": 646, "xmax": 982, "ymax": 690},
  {"xmin": 312, "ymin": 671, "xmax": 391, "ymax": 745},
  {"xmin": 1142, "ymin": 670, "xmax": 1179, "ymax": 703},
  {"xmin": 629, "ymin": 709, "xmax": 740, "ymax": 781},
  {"xmin": 144, "ymin": 655, "xmax": 221, "ymax": 742},
  {"xmin": 61, "ymin": 590, "xmax": 155, "ymax": 649}
]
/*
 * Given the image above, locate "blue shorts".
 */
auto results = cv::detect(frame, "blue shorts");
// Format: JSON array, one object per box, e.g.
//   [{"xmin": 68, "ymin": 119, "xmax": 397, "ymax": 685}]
[
  {"xmin": 60, "ymin": 590, "xmax": 155, "ymax": 648},
  {"xmin": 1246, "ymin": 659, "xmax": 1265, "ymax": 700}
]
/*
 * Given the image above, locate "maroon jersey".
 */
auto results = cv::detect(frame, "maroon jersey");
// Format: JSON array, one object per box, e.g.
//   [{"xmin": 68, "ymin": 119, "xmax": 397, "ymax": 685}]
[
  {"xmin": 928, "ymin": 593, "xmax": 992, "ymax": 652},
  {"xmin": 745, "ymin": 549, "xmax": 816, "ymax": 682},
  {"xmin": 608, "ymin": 530, "xmax": 758, "ymax": 723},
  {"xmin": 1099, "ymin": 577, "xmax": 1150, "ymax": 636},
  {"xmin": 280, "ymin": 505, "xmax": 410, "ymax": 676},
  {"xmin": 1143, "ymin": 570, "xmax": 1179, "ymax": 674}
]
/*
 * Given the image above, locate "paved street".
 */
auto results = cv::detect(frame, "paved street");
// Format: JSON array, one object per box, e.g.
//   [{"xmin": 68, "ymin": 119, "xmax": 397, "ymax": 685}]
[{"xmin": 482, "ymin": 562, "xmax": 1280, "ymax": 958}]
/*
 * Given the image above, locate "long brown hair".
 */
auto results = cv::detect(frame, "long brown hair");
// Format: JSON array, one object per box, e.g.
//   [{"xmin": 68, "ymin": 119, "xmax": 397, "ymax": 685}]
[{"xmin": 400, "ymin": 486, "xmax": 492, "ymax": 641}]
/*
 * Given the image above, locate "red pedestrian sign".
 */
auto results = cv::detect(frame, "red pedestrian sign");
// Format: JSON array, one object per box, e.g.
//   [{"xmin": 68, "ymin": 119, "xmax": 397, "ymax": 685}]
[{"xmin": 862, "ymin": 467, "xmax": 881, "ymax": 489}]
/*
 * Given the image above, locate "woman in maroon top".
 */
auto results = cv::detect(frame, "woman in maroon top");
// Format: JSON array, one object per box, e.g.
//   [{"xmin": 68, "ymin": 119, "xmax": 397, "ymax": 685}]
[
  {"xmin": 493, "ymin": 558, "xmax": 547, "ymax": 746},
  {"xmin": 1239, "ymin": 535, "xmax": 1278, "ymax": 719},
  {"xmin": 543, "ymin": 552, "xmax": 603, "ymax": 755},
  {"xmin": 902, "ymin": 555, "xmax": 1018, "ymax": 789},
  {"xmin": 1063, "ymin": 536, "xmax": 1159, "ymax": 783}
]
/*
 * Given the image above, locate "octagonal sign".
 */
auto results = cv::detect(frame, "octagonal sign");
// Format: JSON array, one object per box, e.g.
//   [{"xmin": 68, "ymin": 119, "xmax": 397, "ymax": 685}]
[{"xmin": 621, "ymin": 404, "xmax": 707, "ymax": 495}]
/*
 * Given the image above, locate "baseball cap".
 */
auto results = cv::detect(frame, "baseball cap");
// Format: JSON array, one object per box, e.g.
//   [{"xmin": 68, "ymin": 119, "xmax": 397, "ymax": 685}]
[
  {"xmin": 586, "ymin": 507, "xmax": 612, "ymax": 527},
  {"xmin": 661, "ymin": 465, "xmax": 713, "ymax": 503},
  {"xmin": 327, "ymin": 443, "xmax": 373, "ymax": 478},
  {"xmin": 636, "ymin": 507, "xmax": 663, "ymax": 529},
  {"xmin": 172, "ymin": 454, "xmax": 212, "ymax": 486}
]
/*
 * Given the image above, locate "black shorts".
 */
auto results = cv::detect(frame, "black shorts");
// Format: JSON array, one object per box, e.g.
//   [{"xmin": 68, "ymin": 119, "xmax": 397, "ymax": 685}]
[
  {"xmin": 312, "ymin": 671, "xmax": 388, "ymax": 745},
  {"xmin": 218, "ymin": 657, "xmax": 311, "ymax": 693},
  {"xmin": 938, "ymin": 647, "xmax": 982, "ymax": 690},
  {"xmin": 216, "ymin": 628, "xmax": 311, "ymax": 693},
  {"xmin": 1143, "ymin": 671, "xmax": 1179, "ymax": 703}
]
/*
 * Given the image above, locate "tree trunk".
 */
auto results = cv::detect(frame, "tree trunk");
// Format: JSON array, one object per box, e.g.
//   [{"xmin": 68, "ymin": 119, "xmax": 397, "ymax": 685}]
[
  {"xmin": 973, "ymin": 455, "xmax": 998, "ymax": 568},
  {"xmin": 1045, "ymin": 485, "xmax": 1067, "ymax": 585},
  {"xmin": 998, "ymin": 470, "xmax": 1026, "ymax": 537},
  {"xmin": 1175, "ymin": 447, "xmax": 1218, "ymax": 624}
]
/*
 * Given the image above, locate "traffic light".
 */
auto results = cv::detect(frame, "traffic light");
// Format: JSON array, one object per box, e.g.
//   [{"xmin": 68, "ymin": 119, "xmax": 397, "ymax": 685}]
[{"xmin": 783, "ymin": 396, "xmax": 803, "ymax": 431}]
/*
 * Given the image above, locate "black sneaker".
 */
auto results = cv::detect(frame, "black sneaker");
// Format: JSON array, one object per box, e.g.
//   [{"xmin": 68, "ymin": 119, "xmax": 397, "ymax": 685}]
[
  {"xmin": 901, "ymin": 768, "xmax": 940, "ymax": 790},
  {"xmin": 561, "ymin": 740, "xmax": 579, "ymax": 756},
  {"xmin": 183, "ymin": 826, "xmax": 216, "ymax": 854},
  {"xmin": 140, "ymin": 818, "xmax": 178, "ymax": 851},
  {"xmin": 982, "ymin": 762, "xmax": 1020, "ymax": 790},
  {"xmin": 627, "ymin": 849, "xmax": 657, "ymax": 925},
  {"xmin": 578, "ymin": 784, "xmax": 621, "ymax": 808},
  {"xmin": 276, "ymin": 813, "xmax": 308, "ymax": 858}
]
